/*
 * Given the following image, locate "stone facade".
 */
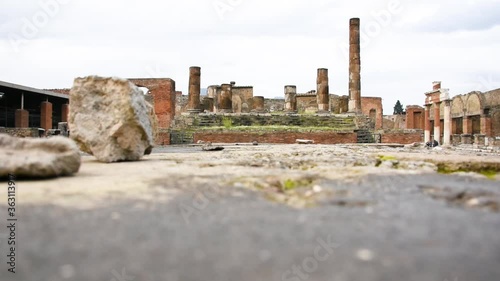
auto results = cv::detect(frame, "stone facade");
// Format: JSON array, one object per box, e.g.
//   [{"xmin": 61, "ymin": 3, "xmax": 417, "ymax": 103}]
[
  {"xmin": 361, "ymin": 97, "xmax": 383, "ymax": 129},
  {"xmin": 207, "ymin": 83, "xmax": 254, "ymax": 113}
]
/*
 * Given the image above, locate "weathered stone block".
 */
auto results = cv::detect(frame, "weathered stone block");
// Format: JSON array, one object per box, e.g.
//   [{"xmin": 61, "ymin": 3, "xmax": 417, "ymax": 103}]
[{"xmin": 69, "ymin": 76, "xmax": 156, "ymax": 162}]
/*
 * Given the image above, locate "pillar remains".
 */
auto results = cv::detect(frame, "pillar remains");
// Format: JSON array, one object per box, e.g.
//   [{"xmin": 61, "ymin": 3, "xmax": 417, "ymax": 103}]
[
  {"xmin": 284, "ymin": 85, "xmax": 297, "ymax": 112},
  {"xmin": 316, "ymin": 69, "xmax": 329, "ymax": 112},
  {"xmin": 252, "ymin": 96, "xmax": 265, "ymax": 113},
  {"xmin": 424, "ymin": 105, "xmax": 431, "ymax": 143},
  {"xmin": 219, "ymin": 84, "xmax": 233, "ymax": 113},
  {"xmin": 434, "ymin": 102, "xmax": 441, "ymax": 143},
  {"xmin": 40, "ymin": 101, "xmax": 53, "ymax": 130},
  {"xmin": 188, "ymin": 66, "xmax": 201, "ymax": 113},
  {"xmin": 443, "ymin": 100, "xmax": 451, "ymax": 145},
  {"xmin": 348, "ymin": 18, "xmax": 362, "ymax": 113},
  {"xmin": 441, "ymin": 88, "xmax": 451, "ymax": 145}
]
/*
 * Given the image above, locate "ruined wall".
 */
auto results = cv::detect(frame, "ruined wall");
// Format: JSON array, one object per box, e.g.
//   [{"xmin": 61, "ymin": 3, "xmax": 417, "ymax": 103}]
[
  {"xmin": 297, "ymin": 94, "xmax": 317, "ymax": 113},
  {"xmin": 406, "ymin": 106, "xmax": 425, "ymax": 130},
  {"xmin": 383, "ymin": 115, "xmax": 405, "ymax": 130},
  {"xmin": 331, "ymin": 95, "xmax": 349, "ymax": 114},
  {"xmin": 361, "ymin": 97, "xmax": 383, "ymax": 129},
  {"xmin": 232, "ymin": 87, "xmax": 254, "ymax": 113},
  {"xmin": 194, "ymin": 132, "xmax": 357, "ymax": 144},
  {"xmin": 380, "ymin": 130, "xmax": 423, "ymax": 144},
  {"xmin": 264, "ymin": 99, "xmax": 285, "ymax": 112},
  {"xmin": 175, "ymin": 92, "xmax": 187, "ymax": 116}
]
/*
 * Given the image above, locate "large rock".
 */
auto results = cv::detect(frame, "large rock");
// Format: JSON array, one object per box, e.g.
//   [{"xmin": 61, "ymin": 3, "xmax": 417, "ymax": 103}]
[
  {"xmin": 69, "ymin": 76, "xmax": 156, "ymax": 162},
  {"xmin": 0, "ymin": 134, "xmax": 81, "ymax": 178}
]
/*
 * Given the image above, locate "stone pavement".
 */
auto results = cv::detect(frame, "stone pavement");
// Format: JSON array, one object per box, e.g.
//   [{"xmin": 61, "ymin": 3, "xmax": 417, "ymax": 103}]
[{"xmin": 0, "ymin": 144, "xmax": 499, "ymax": 281}]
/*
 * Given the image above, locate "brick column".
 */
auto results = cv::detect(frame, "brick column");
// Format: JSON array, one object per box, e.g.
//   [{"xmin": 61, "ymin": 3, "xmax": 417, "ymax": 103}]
[
  {"xmin": 348, "ymin": 18, "xmax": 362, "ymax": 113},
  {"xmin": 61, "ymin": 103, "xmax": 69, "ymax": 123},
  {"xmin": 424, "ymin": 105, "xmax": 431, "ymax": 143},
  {"xmin": 219, "ymin": 84, "xmax": 233, "ymax": 113},
  {"xmin": 316, "ymin": 68, "xmax": 329, "ymax": 112},
  {"xmin": 463, "ymin": 116, "xmax": 472, "ymax": 134},
  {"xmin": 187, "ymin": 66, "xmax": 201, "ymax": 113},
  {"xmin": 284, "ymin": 85, "xmax": 297, "ymax": 113},
  {"xmin": 433, "ymin": 102, "xmax": 441, "ymax": 143},
  {"xmin": 443, "ymin": 100, "xmax": 451, "ymax": 145},
  {"xmin": 480, "ymin": 115, "xmax": 492, "ymax": 137},
  {"xmin": 40, "ymin": 101, "xmax": 53, "ymax": 130},
  {"xmin": 15, "ymin": 109, "xmax": 29, "ymax": 128}
]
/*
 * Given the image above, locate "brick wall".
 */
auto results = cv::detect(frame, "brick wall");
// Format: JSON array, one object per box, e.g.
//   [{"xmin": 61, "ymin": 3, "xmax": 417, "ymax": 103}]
[
  {"xmin": 194, "ymin": 131, "xmax": 357, "ymax": 144},
  {"xmin": 361, "ymin": 97, "xmax": 383, "ymax": 129},
  {"xmin": 129, "ymin": 78, "xmax": 176, "ymax": 129},
  {"xmin": 380, "ymin": 130, "xmax": 423, "ymax": 144}
]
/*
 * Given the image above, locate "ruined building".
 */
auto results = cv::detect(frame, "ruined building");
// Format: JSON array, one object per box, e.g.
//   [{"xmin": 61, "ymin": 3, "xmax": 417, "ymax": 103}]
[{"xmin": 405, "ymin": 81, "xmax": 500, "ymax": 146}]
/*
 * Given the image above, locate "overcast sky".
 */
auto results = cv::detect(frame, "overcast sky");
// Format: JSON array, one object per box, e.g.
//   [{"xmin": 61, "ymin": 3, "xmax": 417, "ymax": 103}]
[{"xmin": 1, "ymin": 0, "xmax": 499, "ymax": 113}]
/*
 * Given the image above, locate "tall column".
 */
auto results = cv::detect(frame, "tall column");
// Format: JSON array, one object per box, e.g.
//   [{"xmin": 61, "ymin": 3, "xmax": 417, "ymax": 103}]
[
  {"xmin": 61, "ymin": 103, "xmax": 69, "ymax": 123},
  {"xmin": 424, "ymin": 105, "xmax": 431, "ymax": 143},
  {"xmin": 40, "ymin": 101, "xmax": 53, "ymax": 130},
  {"xmin": 219, "ymin": 84, "xmax": 233, "ymax": 113},
  {"xmin": 284, "ymin": 85, "xmax": 297, "ymax": 112},
  {"xmin": 187, "ymin": 66, "xmax": 201, "ymax": 113},
  {"xmin": 443, "ymin": 100, "xmax": 451, "ymax": 145},
  {"xmin": 316, "ymin": 69, "xmax": 329, "ymax": 112},
  {"xmin": 434, "ymin": 102, "xmax": 441, "ymax": 143},
  {"xmin": 348, "ymin": 18, "xmax": 362, "ymax": 113}
]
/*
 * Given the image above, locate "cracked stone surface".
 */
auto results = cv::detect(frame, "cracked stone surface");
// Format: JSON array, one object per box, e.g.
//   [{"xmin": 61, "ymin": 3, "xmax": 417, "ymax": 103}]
[{"xmin": 0, "ymin": 144, "xmax": 499, "ymax": 281}]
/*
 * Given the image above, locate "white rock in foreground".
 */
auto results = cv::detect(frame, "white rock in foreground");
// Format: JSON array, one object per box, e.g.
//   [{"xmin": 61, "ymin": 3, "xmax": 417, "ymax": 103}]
[
  {"xmin": 0, "ymin": 134, "xmax": 81, "ymax": 178},
  {"xmin": 69, "ymin": 76, "xmax": 155, "ymax": 162}
]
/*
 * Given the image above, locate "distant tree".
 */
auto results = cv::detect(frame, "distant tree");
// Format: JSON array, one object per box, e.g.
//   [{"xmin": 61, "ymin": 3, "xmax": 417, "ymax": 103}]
[{"xmin": 393, "ymin": 100, "xmax": 404, "ymax": 115}]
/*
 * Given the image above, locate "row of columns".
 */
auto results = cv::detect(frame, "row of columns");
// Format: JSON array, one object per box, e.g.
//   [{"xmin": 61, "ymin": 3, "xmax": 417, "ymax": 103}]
[
  {"xmin": 14, "ymin": 100, "xmax": 68, "ymax": 130},
  {"xmin": 424, "ymin": 83, "xmax": 452, "ymax": 145}
]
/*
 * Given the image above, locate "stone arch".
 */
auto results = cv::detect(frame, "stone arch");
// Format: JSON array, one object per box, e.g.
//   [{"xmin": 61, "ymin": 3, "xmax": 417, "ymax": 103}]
[
  {"xmin": 465, "ymin": 92, "xmax": 482, "ymax": 116},
  {"xmin": 451, "ymin": 96, "xmax": 464, "ymax": 118}
]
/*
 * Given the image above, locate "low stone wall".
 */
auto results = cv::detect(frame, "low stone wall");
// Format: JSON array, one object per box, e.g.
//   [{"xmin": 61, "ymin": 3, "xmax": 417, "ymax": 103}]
[
  {"xmin": 0, "ymin": 127, "xmax": 40, "ymax": 138},
  {"xmin": 194, "ymin": 131, "xmax": 357, "ymax": 144},
  {"xmin": 379, "ymin": 130, "xmax": 423, "ymax": 144},
  {"xmin": 155, "ymin": 129, "xmax": 171, "ymax": 145}
]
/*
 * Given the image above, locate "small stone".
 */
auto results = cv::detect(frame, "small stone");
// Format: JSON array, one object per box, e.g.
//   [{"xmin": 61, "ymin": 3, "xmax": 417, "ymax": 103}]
[
  {"xmin": 0, "ymin": 134, "xmax": 81, "ymax": 178},
  {"xmin": 69, "ymin": 76, "xmax": 156, "ymax": 163},
  {"xmin": 296, "ymin": 139, "xmax": 314, "ymax": 144}
]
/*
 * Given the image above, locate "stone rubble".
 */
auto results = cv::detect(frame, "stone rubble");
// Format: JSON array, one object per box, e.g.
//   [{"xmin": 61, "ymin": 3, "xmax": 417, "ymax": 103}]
[{"xmin": 0, "ymin": 134, "xmax": 81, "ymax": 178}]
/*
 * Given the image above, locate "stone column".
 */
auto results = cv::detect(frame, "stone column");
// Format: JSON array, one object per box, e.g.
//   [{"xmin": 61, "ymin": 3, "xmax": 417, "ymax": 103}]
[
  {"xmin": 61, "ymin": 103, "xmax": 69, "ymax": 123},
  {"xmin": 348, "ymin": 18, "xmax": 362, "ymax": 113},
  {"xmin": 252, "ymin": 96, "xmax": 265, "ymax": 113},
  {"xmin": 187, "ymin": 66, "xmax": 201, "ymax": 113},
  {"xmin": 433, "ymin": 102, "xmax": 441, "ymax": 143},
  {"xmin": 284, "ymin": 85, "xmax": 297, "ymax": 113},
  {"xmin": 15, "ymin": 109, "xmax": 29, "ymax": 128},
  {"xmin": 40, "ymin": 101, "xmax": 53, "ymax": 130},
  {"xmin": 424, "ymin": 105, "xmax": 431, "ymax": 143},
  {"xmin": 443, "ymin": 100, "xmax": 451, "ymax": 145},
  {"xmin": 219, "ymin": 84, "xmax": 233, "ymax": 113},
  {"xmin": 316, "ymin": 69, "xmax": 329, "ymax": 112}
]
